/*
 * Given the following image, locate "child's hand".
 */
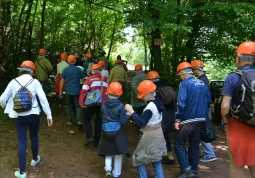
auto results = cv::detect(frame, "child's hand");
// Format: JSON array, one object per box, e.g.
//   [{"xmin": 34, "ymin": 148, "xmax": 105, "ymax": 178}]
[{"xmin": 125, "ymin": 104, "xmax": 134, "ymax": 115}]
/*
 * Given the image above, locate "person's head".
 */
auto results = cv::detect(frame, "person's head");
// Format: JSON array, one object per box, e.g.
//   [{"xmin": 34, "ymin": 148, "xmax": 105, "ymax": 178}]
[
  {"xmin": 67, "ymin": 55, "xmax": 76, "ymax": 64},
  {"xmin": 98, "ymin": 60, "xmax": 105, "ymax": 69},
  {"xmin": 117, "ymin": 55, "xmax": 122, "ymax": 60},
  {"xmin": 90, "ymin": 64, "xmax": 101, "ymax": 74},
  {"xmin": 147, "ymin": 71, "xmax": 160, "ymax": 83},
  {"xmin": 18, "ymin": 60, "xmax": 36, "ymax": 76},
  {"xmin": 60, "ymin": 53, "xmax": 68, "ymax": 61},
  {"xmin": 176, "ymin": 62, "xmax": 193, "ymax": 81},
  {"xmin": 234, "ymin": 41, "xmax": 255, "ymax": 69},
  {"xmin": 134, "ymin": 64, "xmax": 143, "ymax": 71},
  {"xmin": 137, "ymin": 80, "xmax": 157, "ymax": 102},
  {"xmin": 107, "ymin": 82, "xmax": 123, "ymax": 99},
  {"xmin": 115, "ymin": 59, "xmax": 122, "ymax": 66},
  {"xmin": 38, "ymin": 48, "xmax": 47, "ymax": 57},
  {"xmin": 84, "ymin": 53, "xmax": 93, "ymax": 60},
  {"xmin": 191, "ymin": 60, "xmax": 205, "ymax": 77}
]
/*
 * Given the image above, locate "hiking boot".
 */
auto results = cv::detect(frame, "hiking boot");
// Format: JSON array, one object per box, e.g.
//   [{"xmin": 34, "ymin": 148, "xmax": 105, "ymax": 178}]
[
  {"xmin": 31, "ymin": 155, "xmax": 41, "ymax": 166},
  {"xmin": 85, "ymin": 137, "xmax": 94, "ymax": 145},
  {"xmin": 105, "ymin": 170, "xmax": 112, "ymax": 178},
  {"xmin": 67, "ymin": 122, "xmax": 72, "ymax": 126},
  {"xmin": 14, "ymin": 171, "xmax": 26, "ymax": 178},
  {"xmin": 162, "ymin": 156, "xmax": 175, "ymax": 165},
  {"xmin": 179, "ymin": 170, "xmax": 195, "ymax": 178},
  {"xmin": 200, "ymin": 155, "xmax": 217, "ymax": 162}
]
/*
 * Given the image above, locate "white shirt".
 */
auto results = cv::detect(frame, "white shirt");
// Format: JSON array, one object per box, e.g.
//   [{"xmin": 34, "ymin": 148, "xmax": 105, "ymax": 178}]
[
  {"xmin": 143, "ymin": 102, "xmax": 162, "ymax": 127},
  {"xmin": 0, "ymin": 74, "xmax": 52, "ymax": 119}
]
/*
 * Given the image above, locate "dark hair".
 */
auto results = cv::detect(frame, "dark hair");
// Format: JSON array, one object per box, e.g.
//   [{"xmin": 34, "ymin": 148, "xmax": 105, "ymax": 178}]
[{"xmin": 117, "ymin": 55, "xmax": 121, "ymax": 60}]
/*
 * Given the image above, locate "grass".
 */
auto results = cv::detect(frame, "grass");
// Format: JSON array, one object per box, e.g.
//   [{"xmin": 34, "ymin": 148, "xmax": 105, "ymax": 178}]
[{"xmin": 0, "ymin": 109, "xmax": 13, "ymax": 128}]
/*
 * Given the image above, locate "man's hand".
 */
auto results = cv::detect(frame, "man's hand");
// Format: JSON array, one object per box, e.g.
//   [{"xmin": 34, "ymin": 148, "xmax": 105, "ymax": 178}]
[
  {"xmin": 59, "ymin": 92, "xmax": 63, "ymax": 98},
  {"xmin": 175, "ymin": 122, "xmax": 180, "ymax": 130}
]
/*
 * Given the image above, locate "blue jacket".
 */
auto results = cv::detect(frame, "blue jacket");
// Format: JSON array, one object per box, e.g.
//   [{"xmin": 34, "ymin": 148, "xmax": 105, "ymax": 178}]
[
  {"xmin": 175, "ymin": 76, "xmax": 211, "ymax": 124},
  {"xmin": 101, "ymin": 98, "xmax": 129, "ymax": 132}
]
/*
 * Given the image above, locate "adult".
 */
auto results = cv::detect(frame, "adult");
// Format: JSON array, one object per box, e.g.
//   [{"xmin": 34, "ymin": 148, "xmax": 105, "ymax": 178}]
[
  {"xmin": 117, "ymin": 55, "xmax": 128, "ymax": 72},
  {"xmin": 191, "ymin": 59, "xmax": 217, "ymax": 162},
  {"xmin": 0, "ymin": 60, "xmax": 53, "ymax": 178},
  {"xmin": 56, "ymin": 53, "xmax": 69, "ymax": 94},
  {"xmin": 83, "ymin": 53, "xmax": 95, "ymax": 78},
  {"xmin": 174, "ymin": 62, "xmax": 211, "ymax": 178},
  {"xmin": 221, "ymin": 41, "xmax": 255, "ymax": 178},
  {"xmin": 60, "ymin": 55, "xmax": 84, "ymax": 127},
  {"xmin": 98, "ymin": 60, "xmax": 109, "ymax": 79},
  {"xmin": 35, "ymin": 48, "xmax": 53, "ymax": 92},
  {"xmin": 98, "ymin": 50, "xmax": 109, "ymax": 70},
  {"xmin": 79, "ymin": 64, "xmax": 108, "ymax": 147},
  {"xmin": 147, "ymin": 71, "xmax": 176, "ymax": 165},
  {"xmin": 109, "ymin": 59, "xmax": 127, "ymax": 91},
  {"xmin": 131, "ymin": 64, "xmax": 147, "ymax": 116}
]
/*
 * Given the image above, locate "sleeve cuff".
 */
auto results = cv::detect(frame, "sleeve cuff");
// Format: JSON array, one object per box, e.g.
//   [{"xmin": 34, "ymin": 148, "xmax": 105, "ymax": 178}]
[
  {"xmin": 175, "ymin": 119, "xmax": 180, "ymax": 123},
  {"xmin": 47, "ymin": 115, "xmax": 52, "ymax": 120}
]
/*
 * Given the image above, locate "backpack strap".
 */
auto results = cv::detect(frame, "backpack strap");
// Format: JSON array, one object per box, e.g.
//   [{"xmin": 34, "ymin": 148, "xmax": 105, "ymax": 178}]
[
  {"xmin": 36, "ymin": 59, "xmax": 49, "ymax": 76},
  {"xmin": 14, "ymin": 78, "xmax": 34, "ymax": 88}
]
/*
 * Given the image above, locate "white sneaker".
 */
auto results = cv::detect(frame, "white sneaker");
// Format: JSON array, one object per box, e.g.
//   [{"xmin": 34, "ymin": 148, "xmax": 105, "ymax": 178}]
[
  {"xmin": 14, "ymin": 171, "xmax": 26, "ymax": 178},
  {"xmin": 31, "ymin": 155, "xmax": 41, "ymax": 166}
]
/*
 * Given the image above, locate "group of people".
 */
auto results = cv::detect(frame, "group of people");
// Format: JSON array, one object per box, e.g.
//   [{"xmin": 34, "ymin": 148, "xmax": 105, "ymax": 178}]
[{"xmin": 0, "ymin": 41, "xmax": 255, "ymax": 178}]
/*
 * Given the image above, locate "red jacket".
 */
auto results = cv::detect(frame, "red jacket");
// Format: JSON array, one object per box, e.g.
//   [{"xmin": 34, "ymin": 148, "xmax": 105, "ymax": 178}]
[{"xmin": 79, "ymin": 73, "xmax": 108, "ymax": 106}]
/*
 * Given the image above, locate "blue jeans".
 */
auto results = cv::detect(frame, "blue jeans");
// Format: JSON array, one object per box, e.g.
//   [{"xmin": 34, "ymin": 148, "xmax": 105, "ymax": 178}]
[
  {"xmin": 66, "ymin": 94, "xmax": 83, "ymax": 123},
  {"xmin": 174, "ymin": 122, "xmax": 202, "ymax": 175},
  {"xmin": 14, "ymin": 115, "xmax": 40, "ymax": 173},
  {"xmin": 137, "ymin": 161, "xmax": 164, "ymax": 178},
  {"xmin": 202, "ymin": 141, "xmax": 216, "ymax": 157}
]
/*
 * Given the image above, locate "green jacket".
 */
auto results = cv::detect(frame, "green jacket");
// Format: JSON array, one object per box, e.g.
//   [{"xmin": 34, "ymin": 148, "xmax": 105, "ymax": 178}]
[
  {"xmin": 109, "ymin": 65, "xmax": 127, "ymax": 83},
  {"xmin": 131, "ymin": 70, "xmax": 147, "ymax": 108},
  {"xmin": 35, "ymin": 56, "xmax": 53, "ymax": 81}
]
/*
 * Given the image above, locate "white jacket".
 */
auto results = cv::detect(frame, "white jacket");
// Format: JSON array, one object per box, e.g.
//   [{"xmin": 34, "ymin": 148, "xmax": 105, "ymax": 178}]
[{"xmin": 0, "ymin": 74, "xmax": 52, "ymax": 119}]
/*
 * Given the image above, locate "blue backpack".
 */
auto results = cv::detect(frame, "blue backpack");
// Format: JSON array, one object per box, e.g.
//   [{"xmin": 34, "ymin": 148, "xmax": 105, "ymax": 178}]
[{"xmin": 13, "ymin": 79, "xmax": 34, "ymax": 113}]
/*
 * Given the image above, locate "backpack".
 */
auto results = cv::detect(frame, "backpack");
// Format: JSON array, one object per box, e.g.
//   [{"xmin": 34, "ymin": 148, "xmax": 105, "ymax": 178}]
[
  {"xmin": 230, "ymin": 70, "xmax": 255, "ymax": 126},
  {"xmin": 13, "ymin": 79, "xmax": 34, "ymax": 113},
  {"xmin": 158, "ymin": 86, "xmax": 177, "ymax": 105}
]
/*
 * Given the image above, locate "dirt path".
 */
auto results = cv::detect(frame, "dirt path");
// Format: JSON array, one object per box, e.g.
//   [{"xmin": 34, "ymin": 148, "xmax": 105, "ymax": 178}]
[{"xmin": 0, "ymin": 104, "xmax": 252, "ymax": 178}]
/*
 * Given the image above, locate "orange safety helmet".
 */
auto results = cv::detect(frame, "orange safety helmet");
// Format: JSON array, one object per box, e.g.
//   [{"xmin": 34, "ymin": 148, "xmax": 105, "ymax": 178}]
[
  {"xmin": 90, "ymin": 64, "xmax": 101, "ymax": 71},
  {"xmin": 115, "ymin": 59, "xmax": 122, "ymax": 64},
  {"xmin": 191, "ymin": 60, "xmax": 205, "ymax": 68},
  {"xmin": 176, "ymin": 62, "xmax": 193, "ymax": 75},
  {"xmin": 19, "ymin": 60, "xmax": 36, "ymax": 76},
  {"xmin": 107, "ymin": 82, "xmax": 123, "ymax": 96},
  {"xmin": 60, "ymin": 53, "xmax": 68, "ymax": 60},
  {"xmin": 235, "ymin": 41, "xmax": 255, "ymax": 56},
  {"xmin": 98, "ymin": 60, "xmax": 105, "ymax": 68},
  {"xmin": 137, "ymin": 80, "xmax": 157, "ymax": 99},
  {"xmin": 67, "ymin": 55, "xmax": 76, "ymax": 64},
  {"xmin": 147, "ymin": 71, "xmax": 160, "ymax": 80},
  {"xmin": 135, "ymin": 64, "xmax": 143, "ymax": 71},
  {"xmin": 85, "ymin": 53, "xmax": 93, "ymax": 58},
  {"xmin": 39, "ymin": 48, "xmax": 47, "ymax": 54}
]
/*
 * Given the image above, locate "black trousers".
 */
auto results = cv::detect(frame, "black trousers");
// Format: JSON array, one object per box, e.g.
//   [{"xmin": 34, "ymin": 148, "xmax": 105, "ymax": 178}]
[{"xmin": 83, "ymin": 106, "xmax": 102, "ymax": 144}]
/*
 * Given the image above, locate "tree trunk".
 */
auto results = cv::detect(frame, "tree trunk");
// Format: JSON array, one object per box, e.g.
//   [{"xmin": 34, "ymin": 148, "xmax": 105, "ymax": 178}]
[
  {"xmin": 107, "ymin": 15, "xmax": 118, "ymax": 59},
  {"xmin": 40, "ymin": 0, "xmax": 46, "ymax": 48},
  {"xmin": 28, "ymin": 0, "xmax": 39, "ymax": 59},
  {"xmin": 148, "ymin": 2, "xmax": 163, "ymax": 72}
]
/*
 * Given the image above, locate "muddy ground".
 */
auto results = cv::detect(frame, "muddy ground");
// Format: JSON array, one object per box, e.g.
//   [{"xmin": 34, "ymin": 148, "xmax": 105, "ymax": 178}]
[{"xmin": 0, "ymin": 102, "xmax": 252, "ymax": 178}]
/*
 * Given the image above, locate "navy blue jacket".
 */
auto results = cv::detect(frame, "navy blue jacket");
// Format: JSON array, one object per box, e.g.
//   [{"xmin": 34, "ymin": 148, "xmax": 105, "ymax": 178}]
[
  {"xmin": 175, "ymin": 76, "xmax": 211, "ymax": 124},
  {"xmin": 101, "ymin": 98, "xmax": 129, "ymax": 131}
]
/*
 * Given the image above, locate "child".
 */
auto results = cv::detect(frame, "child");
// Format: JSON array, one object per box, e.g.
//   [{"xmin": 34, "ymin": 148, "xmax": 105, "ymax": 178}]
[
  {"xmin": 98, "ymin": 82, "xmax": 130, "ymax": 178},
  {"xmin": 125, "ymin": 80, "xmax": 167, "ymax": 178}
]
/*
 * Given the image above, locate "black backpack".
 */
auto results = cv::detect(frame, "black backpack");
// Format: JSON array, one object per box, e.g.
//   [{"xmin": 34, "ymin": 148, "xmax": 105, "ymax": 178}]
[
  {"xmin": 230, "ymin": 70, "xmax": 255, "ymax": 126},
  {"xmin": 158, "ymin": 86, "xmax": 177, "ymax": 105}
]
